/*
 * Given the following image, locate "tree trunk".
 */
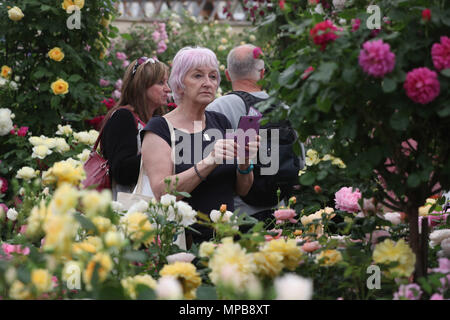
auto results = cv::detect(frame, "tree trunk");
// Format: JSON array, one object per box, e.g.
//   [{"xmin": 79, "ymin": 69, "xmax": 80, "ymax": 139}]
[{"xmin": 406, "ymin": 205, "xmax": 426, "ymax": 280}]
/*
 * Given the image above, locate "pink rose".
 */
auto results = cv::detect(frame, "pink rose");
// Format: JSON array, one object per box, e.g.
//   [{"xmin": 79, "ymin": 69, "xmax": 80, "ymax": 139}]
[
  {"xmin": 310, "ymin": 20, "xmax": 339, "ymax": 51},
  {"xmin": 334, "ymin": 187, "xmax": 362, "ymax": 213},
  {"xmin": 404, "ymin": 67, "xmax": 440, "ymax": 104},
  {"xmin": 393, "ymin": 283, "xmax": 422, "ymax": 300},
  {"xmin": 114, "ymin": 79, "xmax": 123, "ymax": 90},
  {"xmin": 302, "ymin": 66, "xmax": 315, "ymax": 80},
  {"xmin": 273, "ymin": 208, "xmax": 298, "ymax": 224},
  {"xmin": 351, "ymin": 18, "xmax": 361, "ymax": 32},
  {"xmin": 19, "ymin": 224, "xmax": 27, "ymax": 234},
  {"xmin": 122, "ymin": 60, "xmax": 130, "ymax": 68},
  {"xmin": 358, "ymin": 39, "xmax": 396, "ymax": 78},
  {"xmin": 430, "ymin": 293, "xmax": 444, "ymax": 300},
  {"xmin": 265, "ymin": 229, "xmax": 283, "ymax": 241},
  {"xmin": 301, "ymin": 241, "xmax": 321, "ymax": 253},
  {"xmin": 253, "ymin": 47, "xmax": 263, "ymax": 59},
  {"xmin": 431, "ymin": 36, "xmax": 450, "ymax": 71},
  {"xmin": 157, "ymin": 41, "xmax": 167, "ymax": 54}
]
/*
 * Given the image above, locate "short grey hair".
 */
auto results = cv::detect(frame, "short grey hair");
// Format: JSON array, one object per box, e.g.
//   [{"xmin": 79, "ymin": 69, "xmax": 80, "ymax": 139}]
[{"xmin": 227, "ymin": 44, "xmax": 264, "ymax": 81}]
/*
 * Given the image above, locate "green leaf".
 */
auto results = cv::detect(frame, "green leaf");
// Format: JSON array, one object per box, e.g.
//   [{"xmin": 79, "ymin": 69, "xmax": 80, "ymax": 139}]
[
  {"xmin": 342, "ymin": 68, "xmax": 356, "ymax": 84},
  {"xmin": 33, "ymin": 70, "xmax": 46, "ymax": 79},
  {"xmin": 279, "ymin": 63, "xmax": 298, "ymax": 86},
  {"xmin": 382, "ymin": 78, "xmax": 397, "ymax": 93},
  {"xmin": 196, "ymin": 286, "xmax": 218, "ymax": 300},
  {"xmin": 390, "ymin": 111, "xmax": 409, "ymax": 131},
  {"xmin": 310, "ymin": 62, "xmax": 338, "ymax": 83},
  {"xmin": 437, "ymin": 104, "xmax": 450, "ymax": 118},
  {"xmin": 62, "ymin": 113, "xmax": 83, "ymax": 121},
  {"xmin": 123, "ymin": 250, "xmax": 147, "ymax": 262},
  {"xmin": 68, "ymin": 74, "xmax": 83, "ymax": 83},
  {"xmin": 120, "ymin": 33, "xmax": 133, "ymax": 41},
  {"xmin": 441, "ymin": 69, "xmax": 450, "ymax": 78},
  {"xmin": 50, "ymin": 96, "xmax": 61, "ymax": 109},
  {"xmin": 299, "ymin": 171, "xmax": 316, "ymax": 186},
  {"xmin": 74, "ymin": 213, "xmax": 98, "ymax": 232}
]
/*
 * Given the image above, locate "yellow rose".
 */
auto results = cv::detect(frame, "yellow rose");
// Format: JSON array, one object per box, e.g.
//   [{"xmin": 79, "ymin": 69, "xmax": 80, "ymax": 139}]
[
  {"xmin": 48, "ymin": 47, "xmax": 65, "ymax": 62},
  {"xmin": 62, "ymin": 0, "xmax": 84, "ymax": 12},
  {"xmin": 31, "ymin": 269, "xmax": 53, "ymax": 293},
  {"xmin": 51, "ymin": 78, "xmax": 69, "ymax": 95},
  {"xmin": 8, "ymin": 6, "xmax": 24, "ymax": 21},
  {"xmin": 1, "ymin": 65, "xmax": 12, "ymax": 79},
  {"xmin": 83, "ymin": 252, "xmax": 113, "ymax": 289},
  {"xmin": 316, "ymin": 249, "xmax": 343, "ymax": 266}
]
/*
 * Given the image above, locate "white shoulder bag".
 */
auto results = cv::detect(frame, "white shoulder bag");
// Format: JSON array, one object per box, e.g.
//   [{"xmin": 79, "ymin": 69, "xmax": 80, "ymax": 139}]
[{"xmin": 117, "ymin": 117, "xmax": 186, "ymax": 250}]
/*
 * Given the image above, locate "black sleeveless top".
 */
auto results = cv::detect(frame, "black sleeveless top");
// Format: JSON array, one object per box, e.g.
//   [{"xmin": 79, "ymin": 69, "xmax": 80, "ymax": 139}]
[{"xmin": 144, "ymin": 111, "xmax": 237, "ymax": 242}]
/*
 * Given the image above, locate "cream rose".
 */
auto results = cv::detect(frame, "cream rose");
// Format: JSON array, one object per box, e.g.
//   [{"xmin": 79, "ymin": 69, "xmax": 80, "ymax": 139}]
[{"xmin": 8, "ymin": 7, "xmax": 24, "ymax": 21}]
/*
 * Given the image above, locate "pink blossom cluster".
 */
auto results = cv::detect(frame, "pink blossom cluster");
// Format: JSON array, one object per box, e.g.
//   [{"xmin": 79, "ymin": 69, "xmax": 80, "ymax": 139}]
[
  {"xmin": 1, "ymin": 243, "xmax": 30, "ymax": 260},
  {"xmin": 334, "ymin": 186, "xmax": 362, "ymax": 213},
  {"xmin": 431, "ymin": 36, "xmax": 450, "ymax": 71},
  {"xmin": 152, "ymin": 23, "xmax": 168, "ymax": 54},
  {"xmin": 393, "ymin": 283, "xmax": 422, "ymax": 300},
  {"xmin": 403, "ymin": 67, "xmax": 440, "ymax": 104},
  {"xmin": 351, "ymin": 18, "xmax": 361, "ymax": 32},
  {"xmin": 9, "ymin": 125, "xmax": 28, "ymax": 137},
  {"xmin": 0, "ymin": 177, "xmax": 8, "ymax": 193},
  {"xmin": 115, "ymin": 52, "xmax": 130, "ymax": 68},
  {"xmin": 358, "ymin": 39, "xmax": 396, "ymax": 78},
  {"xmin": 310, "ymin": 20, "xmax": 339, "ymax": 51}
]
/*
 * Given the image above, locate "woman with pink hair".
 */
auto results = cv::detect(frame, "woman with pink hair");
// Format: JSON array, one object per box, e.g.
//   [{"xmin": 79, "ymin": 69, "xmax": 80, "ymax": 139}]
[{"xmin": 142, "ymin": 47, "xmax": 258, "ymax": 246}]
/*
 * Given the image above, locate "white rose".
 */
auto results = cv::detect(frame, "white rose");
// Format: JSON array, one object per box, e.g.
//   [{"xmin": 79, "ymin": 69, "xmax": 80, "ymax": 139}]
[
  {"xmin": 16, "ymin": 166, "xmax": 36, "ymax": 180},
  {"xmin": 42, "ymin": 137, "xmax": 57, "ymax": 148},
  {"xmin": 384, "ymin": 212, "xmax": 402, "ymax": 225},
  {"xmin": 166, "ymin": 252, "xmax": 196, "ymax": 264},
  {"xmin": 111, "ymin": 201, "xmax": 124, "ymax": 214},
  {"xmin": 0, "ymin": 78, "xmax": 6, "ymax": 86},
  {"xmin": 429, "ymin": 229, "xmax": 450, "ymax": 247},
  {"xmin": 126, "ymin": 199, "xmax": 149, "ymax": 215},
  {"xmin": 175, "ymin": 200, "xmax": 197, "ymax": 227},
  {"xmin": 7, "ymin": 208, "xmax": 18, "ymax": 221},
  {"xmin": 56, "ymin": 124, "xmax": 73, "ymax": 136},
  {"xmin": 210, "ymin": 209, "xmax": 233, "ymax": 223},
  {"xmin": 313, "ymin": 3, "xmax": 325, "ymax": 15},
  {"xmin": 438, "ymin": 238, "xmax": 450, "ymax": 258},
  {"xmin": 32, "ymin": 145, "xmax": 52, "ymax": 159},
  {"xmin": 249, "ymin": 35, "xmax": 256, "ymax": 42},
  {"xmin": 54, "ymin": 138, "xmax": 70, "ymax": 153},
  {"xmin": 332, "ymin": 0, "xmax": 347, "ymax": 11},
  {"xmin": 77, "ymin": 149, "xmax": 91, "ymax": 163},
  {"xmin": 156, "ymin": 276, "xmax": 183, "ymax": 300},
  {"xmin": 274, "ymin": 273, "xmax": 313, "ymax": 300},
  {"xmin": 160, "ymin": 194, "xmax": 176, "ymax": 206},
  {"xmin": 73, "ymin": 131, "xmax": 92, "ymax": 145},
  {"xmin": 28, "ymin": 136, "xmax": 45, "ymax": 146},
  {"xmin": 0, "ymin": 108, "xmax": 14, "ymax": 136},
  {"xmin": 9, "ymin": 81, "xmax": 18, "ymax": 90}
]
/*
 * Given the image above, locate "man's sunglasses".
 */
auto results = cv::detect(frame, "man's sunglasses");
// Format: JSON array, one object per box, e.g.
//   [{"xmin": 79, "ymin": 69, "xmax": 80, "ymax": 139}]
[{"xmin": 132, "ymin": 56, "xmax": 156, "ymax": 75}]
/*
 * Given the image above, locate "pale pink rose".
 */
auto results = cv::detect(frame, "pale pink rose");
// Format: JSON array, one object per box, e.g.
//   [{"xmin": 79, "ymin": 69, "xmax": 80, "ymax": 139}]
[
  {"xmin": 112, "ymin": 90, "xmax": 121, "ymax": 100},
  {"xmin": 431, "ymin": 258, "xmax": 450, "ymax": 274},
  {"xmin": 301, "ymin": 241, "xmax": 321, "ymax": 253},
  {"xmin": 115, "ymin": 52, "xmax": 127, "ymax": 61},
  {"xmin": 99, "ymin": 79, "xmax": 110, "ymax": 87},
  {"xmin": 122, "ymin": 60, "xmax": 130, "ymax": 68},
  {"xmin": 401, "ymin": 139, "xmax": 418, "ymax": 156},
  {"xmin": 157, "ymin": 41, "xmax": 167, "ymax": 54},
  {"xmin": 19, "ymin": 224, "xmax": 27, "ymax": 234},
  {"xmin": 152, "ymin": 30, "xmax": 161, "ymax": 42},
  {"xmin": 265, "ymin": 229, "xmax": 283, "ymax": 241},
  {"xmin": 114, "ymin": 79, "xmax": 123, "ymax": 90},
  {"xmin": 107, "ymin": 61, "xmax": 112, "ymax": 66},
  {"xmin": 273, "ymin": 208, "xmax": 298, "ymax": 224},
  {"xmin": 393, "ymin": 283, "xmax": 422, "ymax": 300},
  {"xmin": 430, "ymin": 293, "xmax": 444, "ymax": 300},
  {"xmin": 334, "ymin": 187, "xmax": 362, "ymax": 213},
  {"xmin": 166, "ymin": 252, "xmax": 196, "ymax": 264}
]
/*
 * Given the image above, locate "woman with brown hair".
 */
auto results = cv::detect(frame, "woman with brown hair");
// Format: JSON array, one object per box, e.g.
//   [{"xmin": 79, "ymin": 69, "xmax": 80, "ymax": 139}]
[{"xmin": 100, "ymin": 57, "xmax": 171, "ymax": 200}]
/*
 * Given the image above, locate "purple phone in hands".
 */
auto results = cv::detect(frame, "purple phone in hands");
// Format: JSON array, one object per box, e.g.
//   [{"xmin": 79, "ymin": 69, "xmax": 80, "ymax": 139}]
[{"xmin": 225, "ymin": 114, "xmax": 261, "ymax": 158}]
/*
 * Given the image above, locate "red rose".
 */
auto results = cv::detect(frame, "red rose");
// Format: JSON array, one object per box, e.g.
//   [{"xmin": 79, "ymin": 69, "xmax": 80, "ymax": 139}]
[
  {"xmin": 17, "ymin": 126, "xmax": 29, "ymax": 137},
  {"xmin": 422, "ymin": 9, "xmax": 431, "ymax": 22},
  {"xmin": 314, "ymin": 185, "xmax": 322, "ymax": 194},
  {"xmin": 0, "ymin": 177, "xmax": 8, "ymax": 193},
  {"xmin": 310, "ymin": 20, "xmax": 339, "ymax": 51},
  {"xmin": 279, "ymin": 0, "xmax": 285, "ymax": 10},
  {"xmin": 87, "ymin": 115, "xmax": 105, "ymax": 131}
]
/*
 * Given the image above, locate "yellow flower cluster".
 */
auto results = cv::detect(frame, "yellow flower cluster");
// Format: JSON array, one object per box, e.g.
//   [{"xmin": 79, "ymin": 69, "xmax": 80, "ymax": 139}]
[
  {"xmin": 316, "ymin": 249, "xmax": 343, "ymax": 266},
  {"xmin": 51, "ymin": 78, "xmax": 69, "ymax": 95},
  {"xmin": 83, "ymin": 252, "xmax": 113, "ymax": 289},
  {"xmin": 121, "ymin": 275, "xmax": 157, "ymax": 299},
  {"xmin": 372, "ymin": 239, "xmax": 416, "ymax": 278},
  {"xmin": 1, "ymin": 65, "xmax": 12, "ymax": 79},
  {"xmin": 418, "ymin": 198, "xmax": 437, "ymax": 216},
  {"xmin": 120, "ymin": 212, "xmax": 153, "ymax": 248},
  {"xmin": 48, "ymin": 47, "xmax": 65, "ymax": 62},
  {"xmin": 159, "ymin": 262, "xmax": 201, "ymax": 300},
  {"xmin": 26, "ymin": 200, "xmax": 53, "ymax": 238},
  {"xmin": 208, "ymin": 237, "xmax": 256, "ymax": 286},
  {"xmin": 300, "ymin": 207, "xmax": 335, "ymax": 238},
  {"xmin": 305, "ymin": 149, "xmax": 346, "ymax": 168},
  {"xmin": 73, "ymin": 130, "xmax": 99, "ymax": 146},
  {"xmin": 261, "ymin": 238, "xmax": 304, "ymax": 271},
  {"xmin": 252, "ymin": 250, "xmax": 283, "ymax": 278},
  {"xmin": 72, "ymin": 236, "xmax": 103, "ymax": 256},
  {"xmin": 81, "ymin": 190, "xmax": 112, "ymax": 218},
  {"xmin": 42, "ymin": 158, "xmax": 85, "ymax": 187}
]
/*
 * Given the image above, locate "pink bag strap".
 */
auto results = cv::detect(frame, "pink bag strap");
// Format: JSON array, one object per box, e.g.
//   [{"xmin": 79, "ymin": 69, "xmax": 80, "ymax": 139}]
[{"xmin": 92, "ymin": 106, "xmax": 145, "ymax": 153}]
